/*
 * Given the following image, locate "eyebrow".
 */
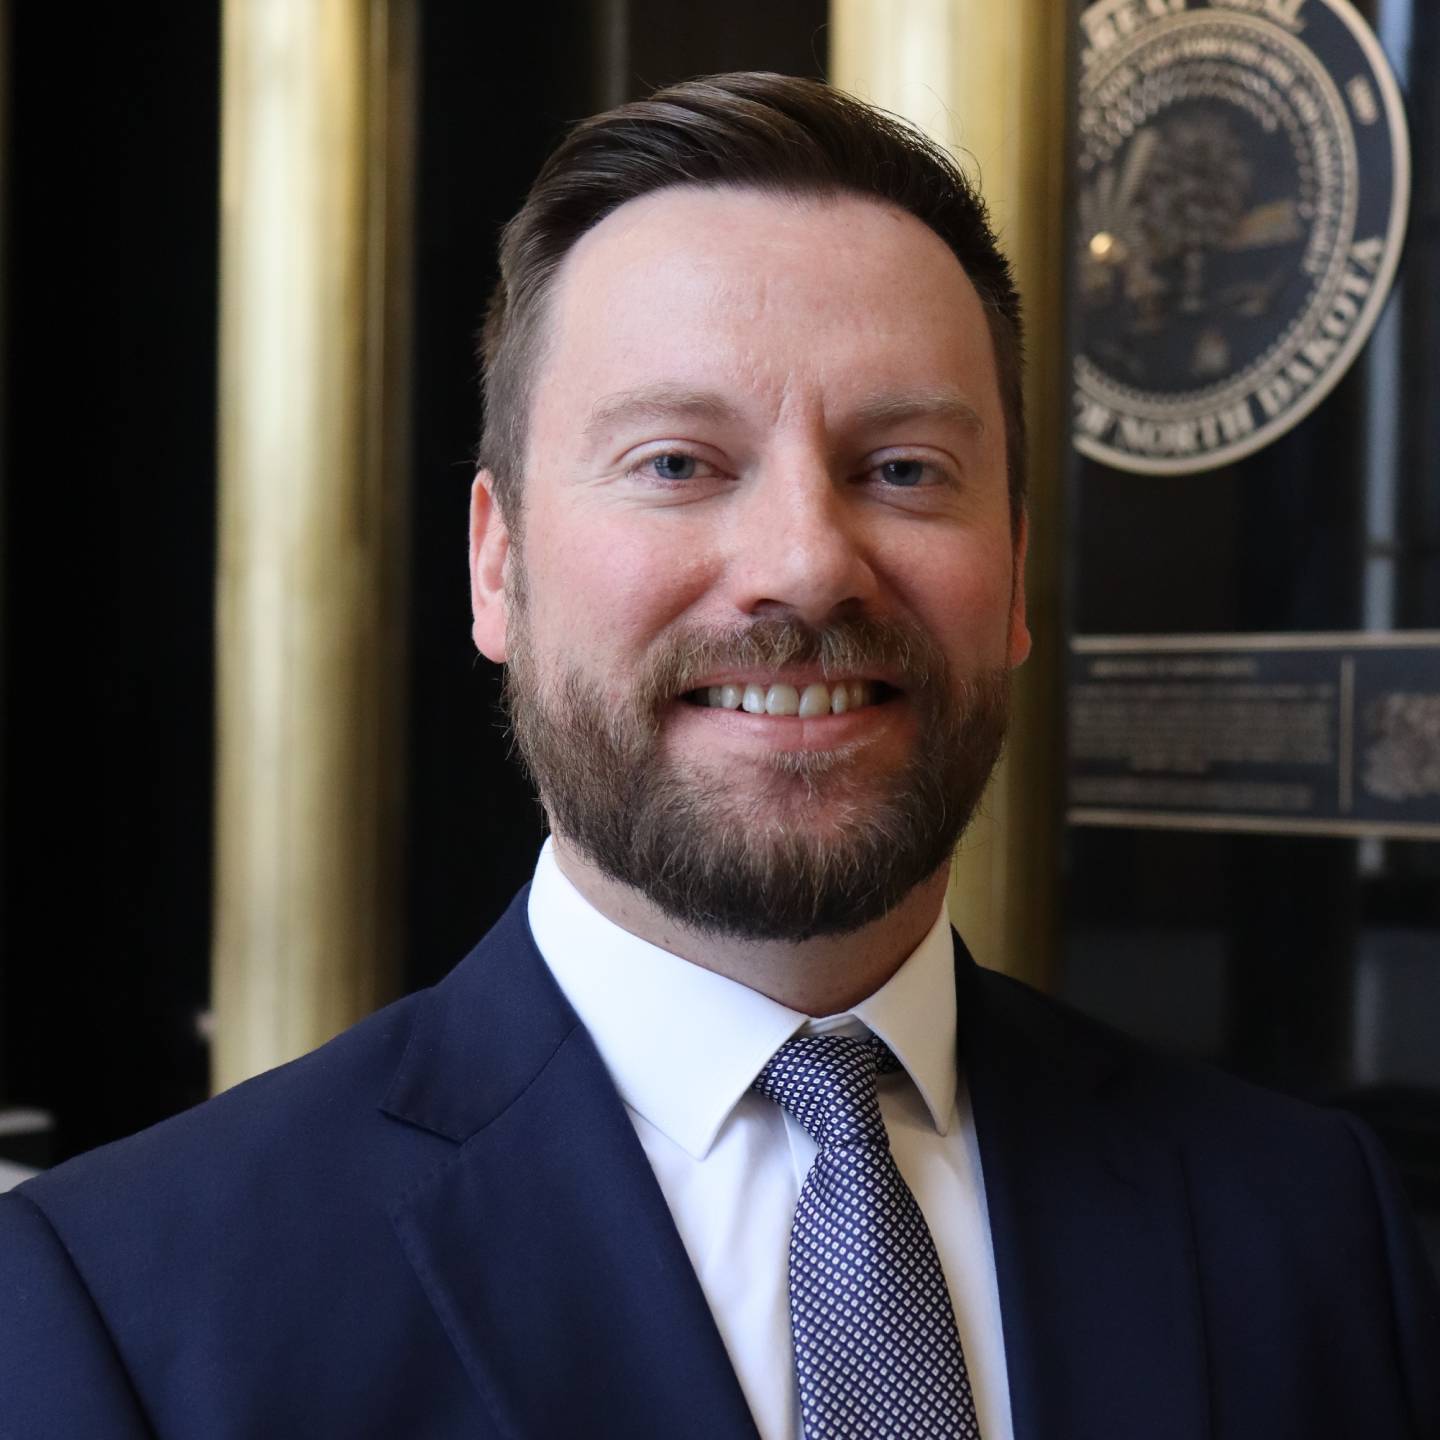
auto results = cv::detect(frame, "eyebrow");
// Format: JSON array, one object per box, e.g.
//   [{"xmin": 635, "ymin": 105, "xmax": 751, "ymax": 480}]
[
  {"xmin": 581, "ymin": 382, "xmax": 987, "ymax": 445},
  {"xmin": 849, "ymin": 388, "xmax": 986, "ymax": 437},
  {"xmin": 584, "ymin": 384, "xmax": 740, "ymax": 443}
]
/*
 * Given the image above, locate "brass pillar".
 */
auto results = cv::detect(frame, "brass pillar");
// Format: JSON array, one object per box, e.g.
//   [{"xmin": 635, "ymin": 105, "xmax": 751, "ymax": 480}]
[
  {"xmin": 832, "ymin": 2, "xmax": 1070, "ymax": 990},
  {"xmin": 213, "ymin": 0, "xmax": 416, "ymax": 1090}
]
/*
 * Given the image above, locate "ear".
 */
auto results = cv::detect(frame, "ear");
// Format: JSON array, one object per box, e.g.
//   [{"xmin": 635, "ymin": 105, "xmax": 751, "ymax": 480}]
[
  {"xmin": 1007, "ymin": 510, "xmax": 1032, "ymax": 669},
  {"xmin": 469, "ymin": 470, "xmax": 511, "ymax": 662}
]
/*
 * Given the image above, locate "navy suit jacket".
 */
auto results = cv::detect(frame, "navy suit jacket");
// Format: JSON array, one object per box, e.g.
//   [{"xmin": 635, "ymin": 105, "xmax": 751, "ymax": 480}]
[{"xmin": 3, "ymin": 890, "xmax": 1438, "ymax": 1438}]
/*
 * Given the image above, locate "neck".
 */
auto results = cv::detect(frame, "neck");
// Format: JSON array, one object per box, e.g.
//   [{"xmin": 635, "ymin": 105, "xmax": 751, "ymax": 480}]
[{"xmin": 549, "ymin": 837, "xmax": 950, "ymax": 1016}]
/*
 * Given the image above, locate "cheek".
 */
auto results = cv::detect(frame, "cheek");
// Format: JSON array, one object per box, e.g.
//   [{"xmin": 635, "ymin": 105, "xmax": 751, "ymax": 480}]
[
  {"xmin": 900, "ymin": 540, "xmax": 1019, "ymax": 665},
  {"xmin": 527, "ymin": 513, "xmax": 714, "ymax": 666}
]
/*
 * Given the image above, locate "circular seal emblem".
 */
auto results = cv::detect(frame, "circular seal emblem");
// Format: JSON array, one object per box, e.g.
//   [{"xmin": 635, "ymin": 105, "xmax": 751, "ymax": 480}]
[{"xmin": 1072, "ymin": 0, "xmax": 1410, "ymax": 475}]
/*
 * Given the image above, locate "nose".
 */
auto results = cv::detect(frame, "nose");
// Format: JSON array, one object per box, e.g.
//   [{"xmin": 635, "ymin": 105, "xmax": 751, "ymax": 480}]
[{"xmin": 725, "ymin": 455, "xmax": 876, "ymax": 624}]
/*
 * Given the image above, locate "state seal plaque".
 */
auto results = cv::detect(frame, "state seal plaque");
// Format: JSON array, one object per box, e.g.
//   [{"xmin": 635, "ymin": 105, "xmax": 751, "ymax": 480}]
[{"xmin": 1072, "ymin": 0, "xmax": 1410, "ymax": 475}]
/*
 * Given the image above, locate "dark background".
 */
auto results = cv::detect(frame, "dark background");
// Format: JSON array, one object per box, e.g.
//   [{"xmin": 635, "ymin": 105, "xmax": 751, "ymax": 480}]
[
  {"xmin": 2, "ymin": 4, "xmax": 224, "ymax": 1160},
  {"xmin": 1061, "ymin": 0, "xmax": 1440, "ymax": 1265}
]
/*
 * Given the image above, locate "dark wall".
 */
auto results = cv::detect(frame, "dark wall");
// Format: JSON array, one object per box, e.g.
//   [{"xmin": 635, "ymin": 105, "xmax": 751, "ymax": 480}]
[
  {"xmin": 404, "ymin": 2, "xmax": 598, "ymax": 989},
  {"xmin": 619, "ymin": 0, "xmax": 828, "ymax": 97},
  {"xmin": 1, "ymin": 4, "xmax": 222, "ymax": 1158},
  {"xmin": 1059, "ymin": 0, "xmax": 1440, "ymax": 1265}
]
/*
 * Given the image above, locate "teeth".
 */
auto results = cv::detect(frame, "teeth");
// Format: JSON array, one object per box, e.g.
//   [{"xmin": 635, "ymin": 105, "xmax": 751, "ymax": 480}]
[
  {"xmin": 799, "ymin": 683, "xmax": 831, "ymax": 718},
  {"xmin": 766, "ymin": 684, "xmax": 800, "ymax": 716},
  {"xmin": 706, "ymin": 684, "xmax": 744, "ymax": 710},
  {"xmin": 694, "ymin": 680, "xmax": 880, "ymax": 715}
]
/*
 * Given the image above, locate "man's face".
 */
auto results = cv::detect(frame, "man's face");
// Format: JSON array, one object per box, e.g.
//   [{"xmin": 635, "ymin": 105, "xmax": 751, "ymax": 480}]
[{"xmin": 471, "ymin": 186, "xmax": 1029, "ymax": 940}]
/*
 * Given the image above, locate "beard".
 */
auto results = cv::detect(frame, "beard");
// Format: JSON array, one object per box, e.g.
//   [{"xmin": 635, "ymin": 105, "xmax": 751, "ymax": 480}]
[{"xmin": 503, "ymin": 592, "xmax": 1011, "ymax": 943}]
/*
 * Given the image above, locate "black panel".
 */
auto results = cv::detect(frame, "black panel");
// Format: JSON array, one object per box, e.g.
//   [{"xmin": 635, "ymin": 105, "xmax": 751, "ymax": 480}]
[
  {"xmin": 621, "ymin": 0, "xmax": 828, "ymax": 97},
  {"xmin": 0, "ymin": 4, "xmax": 221, "ymax": 1159},
  {"xmin": 1061, "ymin": 0, "xmax": 1440, "ymax": 1270}
]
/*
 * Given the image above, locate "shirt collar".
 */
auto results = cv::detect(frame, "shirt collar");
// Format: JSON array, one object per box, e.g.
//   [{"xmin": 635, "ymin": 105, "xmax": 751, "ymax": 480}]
[
  {"xmin": 847, "ymin": 909, "xmax": 959, "ymax": 1135},
  {"xmin": 526, "ymin": 840, "xmax": 959, "ymax": 1159}
]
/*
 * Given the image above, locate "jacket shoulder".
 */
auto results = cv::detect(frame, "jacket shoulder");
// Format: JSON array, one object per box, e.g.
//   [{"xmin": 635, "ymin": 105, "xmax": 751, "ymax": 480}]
[
  {"xmin": 1, "ymin": 903, "xmax": 553, "ymax": 1436},
  {"xmin": 18, "ymin": 986, "xmax": 430, "ymax": 1226},
  {"xmin": 970, "ymin": 959, "xmax": 1348, "ymax": 1143},
  {"xmin": 969, "ymin": 962, "xmax": 1440, "ymax": 1431}
]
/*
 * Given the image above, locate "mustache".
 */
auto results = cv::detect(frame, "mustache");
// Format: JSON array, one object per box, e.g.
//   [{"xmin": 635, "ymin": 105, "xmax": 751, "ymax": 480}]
[{"xmin": 636, "ymin": 615, "xmax": 946, "ymax": 713}]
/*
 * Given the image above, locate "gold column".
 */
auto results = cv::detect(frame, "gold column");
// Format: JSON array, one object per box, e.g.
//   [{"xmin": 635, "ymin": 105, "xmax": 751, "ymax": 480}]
[
  {"xmin": 832, "ymin": 2, "xmax": 1070, "ymax": 991},
  {"xmin": 213, "ymin": 0, "xmax": 416, "ymax": 1091}
]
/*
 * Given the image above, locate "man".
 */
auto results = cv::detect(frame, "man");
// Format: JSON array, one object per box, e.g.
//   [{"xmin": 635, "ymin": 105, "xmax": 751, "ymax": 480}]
[{"xmin": 2, "ymin": 73, "xmax": 1436, "ymax": 1440}]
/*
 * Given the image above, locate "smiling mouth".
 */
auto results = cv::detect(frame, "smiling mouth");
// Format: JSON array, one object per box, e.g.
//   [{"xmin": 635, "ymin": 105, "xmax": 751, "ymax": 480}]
[{"xmin": 682, "ymin": 679, "xmax": 895, "ymax": 717}]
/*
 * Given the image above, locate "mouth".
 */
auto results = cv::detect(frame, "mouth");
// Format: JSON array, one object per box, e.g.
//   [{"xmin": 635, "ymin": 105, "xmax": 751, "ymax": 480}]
[{"xmin": 680, "ymin": 678, "xmax": 898, "ymax": 717}]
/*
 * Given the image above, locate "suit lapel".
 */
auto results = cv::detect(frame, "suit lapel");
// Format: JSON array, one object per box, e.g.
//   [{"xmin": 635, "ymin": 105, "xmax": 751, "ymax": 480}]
[
  {"xmin": 956, "ymin": 940, "xmax": 1212, "ymax": 1440},
  {"xmin": 383, "ymin": 893, "xmax": 759, "ymax": 1440}
]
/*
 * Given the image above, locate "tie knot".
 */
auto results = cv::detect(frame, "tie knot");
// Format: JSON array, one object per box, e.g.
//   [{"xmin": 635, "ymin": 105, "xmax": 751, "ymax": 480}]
[{"xmin": 751, "ymin": 1033, "xmax": 898, "ymax": 1150}]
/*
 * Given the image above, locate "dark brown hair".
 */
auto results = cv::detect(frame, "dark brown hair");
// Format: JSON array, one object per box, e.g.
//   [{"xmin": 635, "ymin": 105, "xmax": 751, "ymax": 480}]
[{"xmin": 479, "ymin": 72, "xmax": 1025, "ymax": 531}]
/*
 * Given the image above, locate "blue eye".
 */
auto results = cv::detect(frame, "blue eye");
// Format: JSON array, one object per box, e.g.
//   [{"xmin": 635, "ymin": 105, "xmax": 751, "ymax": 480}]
[
  {"xmin": 650, "ymin": 453, "xmax": 697, "ymax": 480},
  {"xmin": 878, "ymin": 459, "xmax": 926, "ymax": 487}
]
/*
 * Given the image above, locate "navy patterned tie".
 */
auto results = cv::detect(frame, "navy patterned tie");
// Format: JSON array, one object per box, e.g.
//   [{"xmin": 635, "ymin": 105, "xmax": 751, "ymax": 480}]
[{"xmin": 752, "ymin": 1034, "xmax": 980, "ymax": 1439}]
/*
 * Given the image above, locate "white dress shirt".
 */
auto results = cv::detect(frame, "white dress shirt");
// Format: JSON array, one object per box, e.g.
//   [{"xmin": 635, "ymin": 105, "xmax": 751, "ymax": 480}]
[{"xmin": 527, "ymin": 840, "xmax": 1014, "ymax": 1440}]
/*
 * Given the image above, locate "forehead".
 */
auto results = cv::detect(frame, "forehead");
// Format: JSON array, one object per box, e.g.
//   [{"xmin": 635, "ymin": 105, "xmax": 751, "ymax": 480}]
[{"xmin": 531, "ymin": 185, "xmax": 1002, "ymax": 440}]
